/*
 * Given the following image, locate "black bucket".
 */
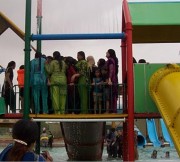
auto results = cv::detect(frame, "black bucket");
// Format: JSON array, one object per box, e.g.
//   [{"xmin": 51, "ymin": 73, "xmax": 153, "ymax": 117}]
[{"xmin": 60, "ymin": 122, "xmax": 106, "ymax": 161}]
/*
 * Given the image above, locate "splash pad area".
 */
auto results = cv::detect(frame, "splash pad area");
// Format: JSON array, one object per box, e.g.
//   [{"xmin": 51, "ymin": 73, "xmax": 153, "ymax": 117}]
[
  {"xmin": 36, "ymin": 146, "xmax": 180, "ymax": 161},
  {"xmin": 0, "ymin": 146, "xmax": 178, "ymax": 161}
]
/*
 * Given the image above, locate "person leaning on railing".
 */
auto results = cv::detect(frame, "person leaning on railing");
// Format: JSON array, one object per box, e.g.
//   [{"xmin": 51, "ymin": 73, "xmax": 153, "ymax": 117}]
[
  {"xmin": 65, "ymin": 56, "xmax": 80, "ymax": 114},
  {"xmin": 71, "ymin": 51, "xmax": 89, "ymax": 114},
  {"xmin": 45, "ymin": 51, "xmax": 67, "ymax": 114}
]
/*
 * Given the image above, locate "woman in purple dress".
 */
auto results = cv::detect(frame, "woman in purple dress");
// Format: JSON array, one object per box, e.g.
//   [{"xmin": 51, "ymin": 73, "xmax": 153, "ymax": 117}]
[{"xmin": 106, "ymin": 49, "xmax": 119, "ymax": 113}]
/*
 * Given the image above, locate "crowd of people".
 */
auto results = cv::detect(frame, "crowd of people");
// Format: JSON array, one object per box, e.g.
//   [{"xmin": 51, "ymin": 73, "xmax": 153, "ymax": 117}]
[
  {"xmin": 105, "ymin": 126, "xmax": 171, "ymax": 160},
  {"xmin": 1, "ymin": 49, "xmax": 119, "ymax": 115},
  {"xmin": 105, "ymin": 126, "xmax": 139, "ymax": 160}
]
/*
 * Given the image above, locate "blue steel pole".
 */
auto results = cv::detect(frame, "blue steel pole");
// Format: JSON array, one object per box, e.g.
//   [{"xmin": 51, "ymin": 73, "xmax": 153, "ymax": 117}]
[{"xmin": 31, "ymin": 33, "xmax": 125, "ymax": 40}]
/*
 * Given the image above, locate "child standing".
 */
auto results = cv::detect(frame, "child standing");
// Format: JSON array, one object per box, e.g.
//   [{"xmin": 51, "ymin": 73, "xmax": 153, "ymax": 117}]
[
  {"xmin": 92, "ymin": 68, "xmax": 103, "ymax": 114},
  {"xmin": 159, "ymin": 136, "xmax": 165, "ymax": 147},
  {"xmin": 116, "ymin": 129, "xmax": 123, "ymax": 158}
]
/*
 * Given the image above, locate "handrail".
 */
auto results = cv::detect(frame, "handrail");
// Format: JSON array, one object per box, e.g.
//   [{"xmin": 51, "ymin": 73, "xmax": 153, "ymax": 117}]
[
  {"xmin": 0, "ymin": 83, "xmax": 124, "ymax": 115},
  {"xmin": 32, "ymin": 118, "xmax": 126, "ymax": 122}
]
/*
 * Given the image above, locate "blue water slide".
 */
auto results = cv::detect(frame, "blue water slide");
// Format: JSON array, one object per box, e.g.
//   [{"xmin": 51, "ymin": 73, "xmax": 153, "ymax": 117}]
[
  {"xmin": 146, "ymin": 119, "xmax": 161, "ymax": 147},
  {"xmin": 134, "ymin": 126, "xmax": 146, "ymax": 147},
  {"xmin": 160, "ymin": 118, "xmax": 174, "ymax": 147}
]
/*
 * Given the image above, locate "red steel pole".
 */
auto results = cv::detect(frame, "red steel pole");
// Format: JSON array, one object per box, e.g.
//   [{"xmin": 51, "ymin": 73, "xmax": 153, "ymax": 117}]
[
  {"xmin": 126, "ymin": 21, "xmax": 134, "ymax": 162},
  {"xmin": 122, "ymin": 0, "xmax": 134, "ymax": 161}
]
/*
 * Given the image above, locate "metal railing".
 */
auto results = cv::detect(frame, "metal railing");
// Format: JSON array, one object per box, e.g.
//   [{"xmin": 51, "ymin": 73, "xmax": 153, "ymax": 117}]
[{"xmin": 0, "ymin": 83, "xmax": 124, "ymax": 114}]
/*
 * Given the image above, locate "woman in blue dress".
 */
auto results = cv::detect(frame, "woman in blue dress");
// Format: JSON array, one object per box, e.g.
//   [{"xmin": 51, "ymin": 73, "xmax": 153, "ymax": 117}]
[
  {"xmin": 0, "ymin": 119, "xmax": 53, "ymax": 161},
  {"xmin": 30, "ymin": 52, "xmax": 48, "ymax": 114}
]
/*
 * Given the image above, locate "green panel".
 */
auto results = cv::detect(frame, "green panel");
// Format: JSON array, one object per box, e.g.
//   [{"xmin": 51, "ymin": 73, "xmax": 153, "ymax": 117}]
[
  {"xmin": 134, "ymin": 64, "xmax": 147, "ymax": 112},
  {"xmin": 0, "ymin": 97, "xmax": 5, "ymax": 114},
  {"xmin": 126, "ymin": 2, "xmax": 180, "ymax": 43},
  {"xmin": 129, "ymin": 2, "xmax": 180, "ymax": 25},
  {"xmin": 134, "ymin": 63, "xmax": 168, "ymax": 113}
]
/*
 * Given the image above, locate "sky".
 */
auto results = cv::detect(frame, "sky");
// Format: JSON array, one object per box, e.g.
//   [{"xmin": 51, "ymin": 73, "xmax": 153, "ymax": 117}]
[{"xmin": 0, "ymin": 0, "xmax": 180, "ymax": 86}]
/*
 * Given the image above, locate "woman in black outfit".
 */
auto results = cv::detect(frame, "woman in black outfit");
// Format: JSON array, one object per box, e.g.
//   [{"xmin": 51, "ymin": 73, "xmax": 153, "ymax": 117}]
[{"xmin": 2, "ymin": 61, "xmax": 16, "ymax": 113}]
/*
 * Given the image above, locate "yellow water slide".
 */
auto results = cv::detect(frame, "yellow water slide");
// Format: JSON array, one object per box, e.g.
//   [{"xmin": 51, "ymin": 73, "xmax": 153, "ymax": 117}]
[{"xmin": 149, "ymin": 64, "xmax": 180, "ymax": 157}]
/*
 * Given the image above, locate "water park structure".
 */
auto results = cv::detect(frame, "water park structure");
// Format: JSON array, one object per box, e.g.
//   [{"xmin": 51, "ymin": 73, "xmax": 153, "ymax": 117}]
[{"xmin": 1, "ymin": 0, "xmax": 180, "ymax": 161}]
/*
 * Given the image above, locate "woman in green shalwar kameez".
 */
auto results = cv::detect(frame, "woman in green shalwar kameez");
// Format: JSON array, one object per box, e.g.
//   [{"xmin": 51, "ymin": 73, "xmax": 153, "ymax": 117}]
[
  {"xmin": 71, "ymin": 51, "xmax": 89, "ymax": 114},
  {"xmin": 45, "ymin": 51, "xmax": 67, "ymax": 114}
]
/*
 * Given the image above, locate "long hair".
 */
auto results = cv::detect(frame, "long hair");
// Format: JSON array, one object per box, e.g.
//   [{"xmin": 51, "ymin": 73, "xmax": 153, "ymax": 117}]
[
  {"xmin": 7, "ymin": 120, "xmax": 39, "ymax": 161},
  {"xmin": 107, "ymin": 49, "xmax": 119, "ymax": 75},
  {"xmin": 77, "ymin": 51, "xmax": 85, "ymax": 60},
  {"xmin": 5, "ymin": 61, "xmax": 16, "ymax": 81},
  {"xmin": 53, "ymin": 51, "xmax": 63, "ymax": 71},
  {"xmin": 6, "ymin": 61, "xmax": 15, "ymax": 69},
  {"xmin": 35, "ymin": 52, "xmax": 42, "ymax": 71},
  {"xmin": 87, "ymin": 55, "xmax": 95, "ymax": 66},
  {"xmin": 98, "ymin": 58, "xmax": 106, "ymax": 69},
  {"xmin": 65, "ymin": 56, "xmax": 77, "ymax": 66},
  {"xmin": 87, "ymin": 55, "xmax": 96, "ymax": 73}
]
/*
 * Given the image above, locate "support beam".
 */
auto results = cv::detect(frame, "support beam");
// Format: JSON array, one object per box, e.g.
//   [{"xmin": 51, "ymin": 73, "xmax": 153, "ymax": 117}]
[
  {"xmin": 32, "ymin": 118, "xmax": 126, "ymax": 122},
  {"xmin": 31, "ymin": 33, "xmax": 126, "ymax": 41},
  {"xmin": 29, "ymin": 113, "xmax": 128, "ymax": 119}
]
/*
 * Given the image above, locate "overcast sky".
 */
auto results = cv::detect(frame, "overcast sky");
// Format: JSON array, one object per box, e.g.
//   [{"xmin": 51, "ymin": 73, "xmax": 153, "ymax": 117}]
[{"xmin": 1, "ymin": 0, "xmax": 180, "ymax": 86}]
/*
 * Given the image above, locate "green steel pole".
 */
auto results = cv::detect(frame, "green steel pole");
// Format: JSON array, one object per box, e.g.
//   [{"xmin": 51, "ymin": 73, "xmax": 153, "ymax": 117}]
[
  {"xmin": 24, "ymin": 0, "xmax": 32, "ymax": 119},
  {"xmin": 36, "ymin": 19, "xmax": 42, "ymax": 53},
  {"xmin": 35, "ymin": 0, "xmax": 42, "ymax": 155}
]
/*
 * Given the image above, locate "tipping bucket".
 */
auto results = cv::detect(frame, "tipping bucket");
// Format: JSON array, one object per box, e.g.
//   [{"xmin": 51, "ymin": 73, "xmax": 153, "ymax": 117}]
[{"xmin": 60, "ymin": 122, "xmax": 106, "ymax": 161}]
